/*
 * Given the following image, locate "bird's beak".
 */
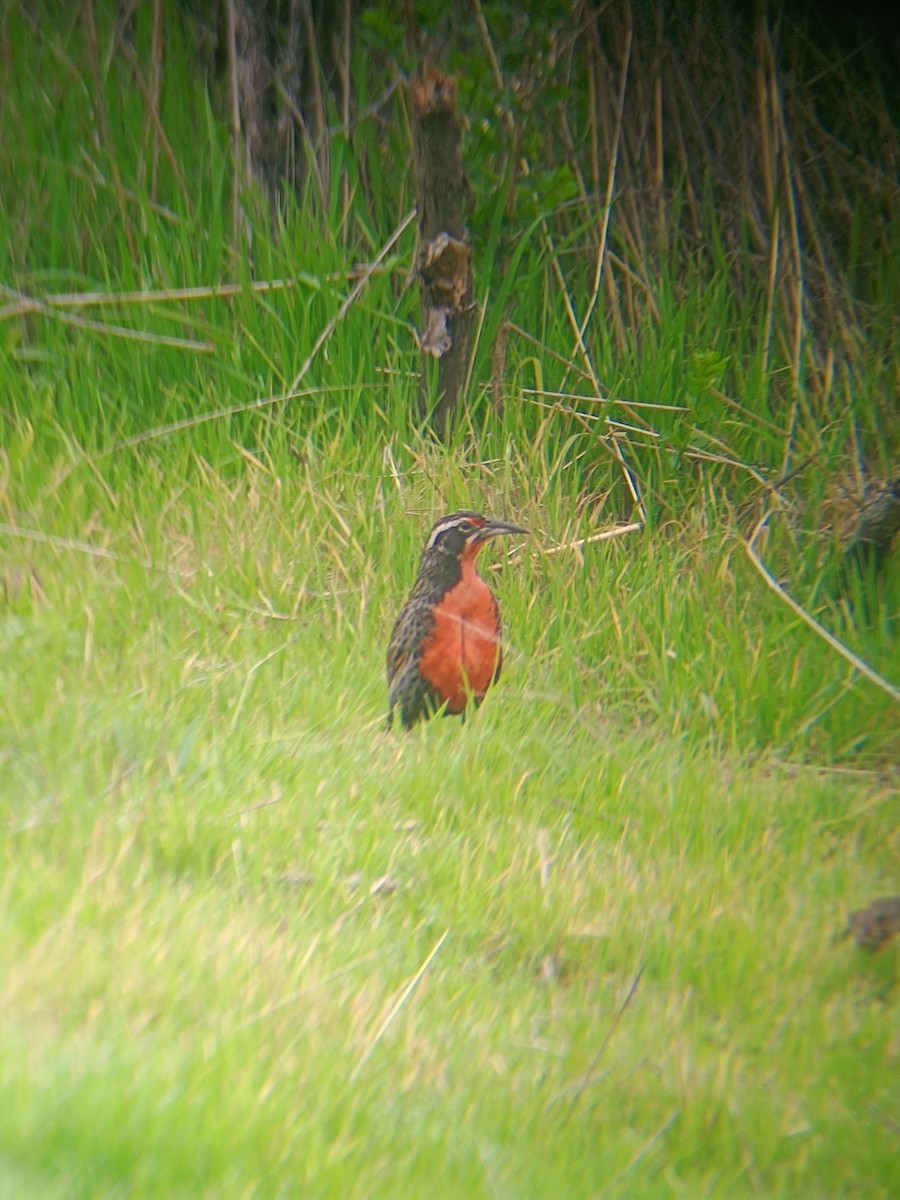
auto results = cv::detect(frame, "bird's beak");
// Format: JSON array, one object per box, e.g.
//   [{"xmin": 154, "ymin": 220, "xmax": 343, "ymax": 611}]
[{"xmin": 472, "ymin": 519, "xmax": 528, "ymax": 543}]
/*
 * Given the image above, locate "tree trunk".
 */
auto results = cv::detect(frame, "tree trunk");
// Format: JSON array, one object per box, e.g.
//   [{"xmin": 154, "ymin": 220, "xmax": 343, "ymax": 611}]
[
  {"xmin": 409, "ymin": 62, "xmax": 474, "ymax": 438},
  {"xmin": 222, "ymin": 0, "xmax": 350, "ymax": 209}
]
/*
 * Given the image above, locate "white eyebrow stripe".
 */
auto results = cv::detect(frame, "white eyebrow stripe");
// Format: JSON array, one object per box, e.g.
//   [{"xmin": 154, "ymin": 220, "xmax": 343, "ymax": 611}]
[
  {"xmin": 425, "ymin": 524, "xmax": 451, "ymax": 550},
  {"xmin": 425, "ymin": 516, "xmax": 472, "ymax": 550}
]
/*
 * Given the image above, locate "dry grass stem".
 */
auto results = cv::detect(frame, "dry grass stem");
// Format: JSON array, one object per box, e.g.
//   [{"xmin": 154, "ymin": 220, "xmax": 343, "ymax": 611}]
[
  {"xmin": 538, "ymin": 523, "xmax": 643, "ymax": 557},
  {"xmin": 745, "ymin": 515, "xmax": 900, "ymax": 703},
  {"xmin": 290, "ymin": 207, "xmax": 416, "ymax": 393},
  {"xmin": 0, "ymin": 522, "xmax": 155, "ymax": 570},
  {"xmin": 0, "ymin": 286, "xmax": 213, "ymax": 351},
  {"xmin": 577, "ymin": 27, "xmax": 631, "ymax": 347},
  {"xmin": 349, "ymin": 929, "xmax": 450, "ymax": 1082},
  {"xmin": 562, "ymin": 965, "xmax": 645, "ymax": 1125}
]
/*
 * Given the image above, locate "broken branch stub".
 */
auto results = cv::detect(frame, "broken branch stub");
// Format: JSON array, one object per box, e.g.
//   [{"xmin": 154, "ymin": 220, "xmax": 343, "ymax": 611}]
[{"xmin": 410, "ymin": 62, "xmax": 474, "ymax": 437}]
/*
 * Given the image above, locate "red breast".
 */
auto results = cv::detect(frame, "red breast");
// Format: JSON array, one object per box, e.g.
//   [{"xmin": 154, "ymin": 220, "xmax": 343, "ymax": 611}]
[{"xmin": 416, "ymin": 548, "xmax": 502, "ymax": 711}]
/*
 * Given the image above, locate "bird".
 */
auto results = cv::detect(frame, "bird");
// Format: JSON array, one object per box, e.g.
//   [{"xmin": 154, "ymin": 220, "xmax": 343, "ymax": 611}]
[{"xmin": 386, "ymin": 511, "xmax": 526, "ymax": 729}]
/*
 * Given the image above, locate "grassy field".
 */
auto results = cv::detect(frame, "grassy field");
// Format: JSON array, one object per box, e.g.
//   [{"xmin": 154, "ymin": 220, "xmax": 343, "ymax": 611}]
[{"xmin": 2, "ymin": 4, "xmax": 898, "ymax": 1198}]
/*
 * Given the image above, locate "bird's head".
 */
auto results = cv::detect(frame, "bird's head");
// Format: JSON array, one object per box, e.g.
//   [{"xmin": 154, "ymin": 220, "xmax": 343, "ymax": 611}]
[{"xmin": 422, "ymin": 511, "xmax": 527, "ymax": 566}]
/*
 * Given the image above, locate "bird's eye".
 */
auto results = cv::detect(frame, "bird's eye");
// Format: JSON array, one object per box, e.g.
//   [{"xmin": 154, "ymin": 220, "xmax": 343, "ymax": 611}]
[{"xmin": 427, "ymin": 516, "xmax": 480, "ymax": 551}]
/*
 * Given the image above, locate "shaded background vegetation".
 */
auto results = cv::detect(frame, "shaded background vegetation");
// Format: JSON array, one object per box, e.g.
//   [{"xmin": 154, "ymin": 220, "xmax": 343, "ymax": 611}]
[{"xmin": 3, "ymin": 1, "xmax": 898, "ymax": 526}]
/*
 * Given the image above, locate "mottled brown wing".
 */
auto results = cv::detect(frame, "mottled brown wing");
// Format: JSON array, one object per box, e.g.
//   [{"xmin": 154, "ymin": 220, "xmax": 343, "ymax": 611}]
[{"xmin": 386, "ymin": 597, "xmax": 439, "ymax": 727}]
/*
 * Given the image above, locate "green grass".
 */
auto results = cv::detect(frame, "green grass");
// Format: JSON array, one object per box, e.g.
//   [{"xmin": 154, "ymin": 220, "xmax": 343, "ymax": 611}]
[
  {"xmin": 2, "ymin": 4, "xmax": 898, "ymax": 1198},
  {"xmin": 2, "ymin": 439, "xmax": 897, "ymax": 1197}
]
